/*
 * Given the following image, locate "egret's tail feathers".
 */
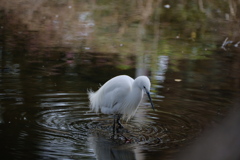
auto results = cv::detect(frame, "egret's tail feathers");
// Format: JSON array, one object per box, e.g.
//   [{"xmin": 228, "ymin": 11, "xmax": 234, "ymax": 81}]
[{"xmin": 88, "ymin": 89, "xmax": 100, "ymax": 113}]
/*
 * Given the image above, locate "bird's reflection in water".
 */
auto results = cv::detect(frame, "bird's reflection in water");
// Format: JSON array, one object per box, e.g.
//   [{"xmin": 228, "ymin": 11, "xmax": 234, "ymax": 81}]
[{"xmin": 88, "ymin": 133, "xmax": 145, "ymax": 160}]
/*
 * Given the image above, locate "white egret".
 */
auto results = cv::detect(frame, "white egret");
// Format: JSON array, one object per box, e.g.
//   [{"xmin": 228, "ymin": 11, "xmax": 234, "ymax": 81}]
[{"xmin": 88, "ymin": 75, "xmax": 154, "ymax": 135}]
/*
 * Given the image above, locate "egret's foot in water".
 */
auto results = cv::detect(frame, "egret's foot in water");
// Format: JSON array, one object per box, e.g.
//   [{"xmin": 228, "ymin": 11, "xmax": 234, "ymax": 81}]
[
  {"xmin": 111, "ymin": 134, "xmax": 132, "ymax": 144},
  {"xmin": 119, "ymin": 134, "xmax": 130, "ymax": 142}
]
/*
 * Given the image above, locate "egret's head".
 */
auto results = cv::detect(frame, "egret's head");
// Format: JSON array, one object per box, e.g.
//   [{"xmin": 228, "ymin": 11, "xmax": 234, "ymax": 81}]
[
  {"xmin": 135, "ymin": 76, "xmax": 151, "ymax": 91},
  {"xmin": 135, "ymin": 76, "xmax": 155, "ymax": 111}
]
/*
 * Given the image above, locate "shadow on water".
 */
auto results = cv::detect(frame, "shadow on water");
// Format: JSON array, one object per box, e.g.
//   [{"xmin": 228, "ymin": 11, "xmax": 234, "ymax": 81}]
[{"xmin": 175, "ymin": 100, "xmax": 240, "ymax": 160}]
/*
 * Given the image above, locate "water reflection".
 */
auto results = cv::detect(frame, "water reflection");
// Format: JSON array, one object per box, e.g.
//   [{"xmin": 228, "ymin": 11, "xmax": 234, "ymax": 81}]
[
  {"xmin": 154, "ymin": 56, "xmax": 169, "ymax": 83},
  {"xmin": 88, "ymin": 135, "xmax": 145, "ymax": 160},
  {"xmin": 0, "ymin": 49, "xmax": 239, "ymax": 159},
  {"xmin": 0, "ymin": 0, "xmax": 240, "ymax": 160}
]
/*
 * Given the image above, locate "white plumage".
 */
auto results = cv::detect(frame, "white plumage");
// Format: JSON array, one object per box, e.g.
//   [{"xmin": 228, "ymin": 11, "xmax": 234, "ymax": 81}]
[{"xmin": 88, "ymin": 75, "xmax": 154, "ymax": 121}]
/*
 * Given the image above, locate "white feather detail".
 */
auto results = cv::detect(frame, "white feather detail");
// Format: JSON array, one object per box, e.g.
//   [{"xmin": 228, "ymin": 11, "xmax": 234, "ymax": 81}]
[{"xmin": 88, "ymin": 75, "xmax": 151, "ymax": 121}]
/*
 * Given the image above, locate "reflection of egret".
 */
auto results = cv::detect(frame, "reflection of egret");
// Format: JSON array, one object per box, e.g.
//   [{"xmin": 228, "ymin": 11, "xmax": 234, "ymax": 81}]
[
  {"xmin": 88, "ymin": 134, "xmax": 145, "ymax": 160},
  {"xmin": 88, "ymin": 75, "xmax": 154, "ymax": 134}
]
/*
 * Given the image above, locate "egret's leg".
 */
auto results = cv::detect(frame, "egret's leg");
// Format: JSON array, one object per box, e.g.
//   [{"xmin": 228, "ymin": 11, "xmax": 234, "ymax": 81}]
[
  {"xmin": 113, "ymin": 114, "xmax": 116, "ymax": 135},
  {"xmin": 117, "ymin": 114, "xmax": 123, "ymax": 128}
]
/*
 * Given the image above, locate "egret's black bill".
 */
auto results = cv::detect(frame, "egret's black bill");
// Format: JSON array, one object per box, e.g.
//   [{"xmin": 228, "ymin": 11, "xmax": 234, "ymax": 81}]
[{"xmin": 144, "ymin": 88, "xmax": 155, "ymax": 111}]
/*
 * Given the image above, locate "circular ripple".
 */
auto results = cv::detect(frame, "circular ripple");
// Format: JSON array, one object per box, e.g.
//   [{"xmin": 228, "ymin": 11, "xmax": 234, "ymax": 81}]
[
  {"xmin": 33, "ymin": 103, "xmax": 209, "ymax": 150},
  {"xmin": 35, "ymin": 108, "xmax": 90, "ymax": 134},
  {"xmin": 32, "ymin": 90, "xmax": 228, "ymax": 151},
  {"xmin": 67, "ymin": 111, "xmax": 198, "ymax": 148}
]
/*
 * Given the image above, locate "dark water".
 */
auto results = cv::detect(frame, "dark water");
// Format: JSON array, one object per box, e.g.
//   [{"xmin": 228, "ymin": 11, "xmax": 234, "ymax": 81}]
[{"xmin": 1, "ymin": 1, "xmax": 240, "ymax": 160}]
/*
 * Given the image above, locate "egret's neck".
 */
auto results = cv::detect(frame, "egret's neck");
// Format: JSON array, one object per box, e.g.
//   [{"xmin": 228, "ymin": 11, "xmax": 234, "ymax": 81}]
[
  {"xmin": 122, "ymin": 83, "xmax": 144, "ymax": 120},
  {"xmin": 128, "ymin": 84, "xmax": 143, "ymax": 107}
]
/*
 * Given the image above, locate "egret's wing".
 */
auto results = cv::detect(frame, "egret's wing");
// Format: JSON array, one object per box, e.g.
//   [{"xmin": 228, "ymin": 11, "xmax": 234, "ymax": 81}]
[
  {"xmin": 100, "ymin": 76, "xmax": 133, "ymax": 109},
  {"xmin": 101, "ymin": 83, "xmax": 130, "ymax": 108}
]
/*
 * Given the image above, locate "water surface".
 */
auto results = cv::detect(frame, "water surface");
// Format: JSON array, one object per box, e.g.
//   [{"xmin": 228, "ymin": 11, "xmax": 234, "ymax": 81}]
[{"xmin": 0, "ymin": 1, "xmax": 240, "ymax": 160}]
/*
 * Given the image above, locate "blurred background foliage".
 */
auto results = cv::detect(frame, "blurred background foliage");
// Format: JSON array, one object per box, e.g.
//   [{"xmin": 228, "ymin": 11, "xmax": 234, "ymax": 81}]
[{"xmin": 0, "ymin": 0, "xmax": 239, "ymax": 58}]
